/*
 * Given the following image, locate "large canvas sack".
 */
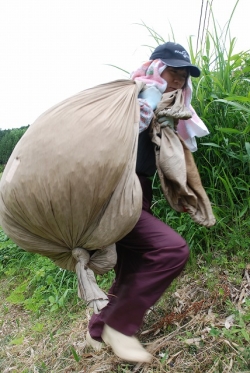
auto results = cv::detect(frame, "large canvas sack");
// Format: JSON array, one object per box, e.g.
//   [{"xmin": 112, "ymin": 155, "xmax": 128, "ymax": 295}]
[
  {"xmin": 151, "ymin": 89, "xmax": 216, "ymax": 228},
  {"xmin": 0, "ymin": 80, "xmax": 144, "ymax": 273}
]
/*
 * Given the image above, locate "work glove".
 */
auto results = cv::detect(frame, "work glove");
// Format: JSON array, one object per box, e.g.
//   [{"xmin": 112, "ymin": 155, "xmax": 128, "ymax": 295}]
[
  {"xmin": 157, "ymin": 116, "xmax": 175, "ymax": 130},
  {"xmin": 138, "ymin": 86, "xmax": 162, "ymax": 110}
]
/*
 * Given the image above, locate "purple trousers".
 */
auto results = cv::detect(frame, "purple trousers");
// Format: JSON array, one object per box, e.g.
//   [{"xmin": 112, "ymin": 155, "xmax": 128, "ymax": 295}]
[{"xmin": 89, "ymin": 176, "xmax": 189, "ymax": 341}]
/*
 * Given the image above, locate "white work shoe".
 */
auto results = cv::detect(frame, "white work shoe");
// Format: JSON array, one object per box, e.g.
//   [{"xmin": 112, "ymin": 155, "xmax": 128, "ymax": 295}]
[
  {"xmin": 101, "ymin": 324, "xmax": 152, "ymax": 363},
  {"xmin": 86, "ymin": 331, "xmax": 103, "ymax": 351}
]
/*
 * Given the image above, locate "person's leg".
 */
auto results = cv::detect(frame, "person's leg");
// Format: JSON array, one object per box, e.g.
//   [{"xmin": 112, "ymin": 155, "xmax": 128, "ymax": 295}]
[
  {"xmin": 104, "ymin": 210, "xmax": 189, "ymax": 335},
  {"xmin": 88, "ymin": 281, "xmax": 118, "ymax": 342},
  {"xmin": 88, "ymin": 176, "xmax": 189, "ymax": 340},
  {"xmin": 99, "ymin": 209, "xmax": 188, "ymax": 363}
]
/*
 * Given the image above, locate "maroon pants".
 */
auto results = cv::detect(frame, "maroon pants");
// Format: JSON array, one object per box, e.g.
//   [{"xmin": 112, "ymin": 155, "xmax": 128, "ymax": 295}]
[{"xmin": 89, "ymin": 176, "xmax": 189, "ymax": 341}]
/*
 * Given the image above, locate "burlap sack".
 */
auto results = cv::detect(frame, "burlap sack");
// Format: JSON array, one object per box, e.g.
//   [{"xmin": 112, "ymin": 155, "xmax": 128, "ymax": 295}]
[
  {"xmin": 151, "ymin": 89, "xmax": 216, "ymax": 227},
  {"xmin": 0, "ymin": 79, "xmax": 144, "ymax": 271}
]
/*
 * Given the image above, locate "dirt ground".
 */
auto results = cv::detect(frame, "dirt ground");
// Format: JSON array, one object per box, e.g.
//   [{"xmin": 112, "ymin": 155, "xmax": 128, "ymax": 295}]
[{"xmin": 1, "ymin": 265, "xmax": 250, "ymax": 373}]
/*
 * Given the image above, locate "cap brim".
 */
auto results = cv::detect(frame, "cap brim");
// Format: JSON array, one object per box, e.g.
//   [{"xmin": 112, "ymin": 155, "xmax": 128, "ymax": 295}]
[{"xmin": 160, "ymin": 58, "xmax": 200, "ymax": 77}]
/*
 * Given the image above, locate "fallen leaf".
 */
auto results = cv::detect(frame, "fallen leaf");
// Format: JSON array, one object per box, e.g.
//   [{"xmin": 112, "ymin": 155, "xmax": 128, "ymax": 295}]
[
  {"xmin": 184, "ymin": 337, "xmax": 202, "ymax": 346},
  {"xmin": 225, "ymin": 314, "xmax": 235, "ymax": 329}
]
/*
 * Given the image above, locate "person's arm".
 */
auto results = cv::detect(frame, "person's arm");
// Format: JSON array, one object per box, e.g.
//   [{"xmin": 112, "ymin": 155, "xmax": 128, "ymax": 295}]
[{"xmin": 138, "ymin": 86, "xmax": 162, "ymax": 133}]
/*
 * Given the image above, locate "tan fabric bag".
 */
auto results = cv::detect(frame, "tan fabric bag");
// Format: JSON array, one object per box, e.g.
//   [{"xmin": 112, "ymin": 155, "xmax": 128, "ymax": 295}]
[
  {"xmin": 0, "ymin": 79, "xmax": 144, "ymax": 312},
  {"xmin": 151, "ymin": 89, "xmax": 216, "ymax": 227}
]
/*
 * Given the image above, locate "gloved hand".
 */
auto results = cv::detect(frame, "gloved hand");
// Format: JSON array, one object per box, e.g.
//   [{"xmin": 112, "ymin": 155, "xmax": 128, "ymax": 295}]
[
  {"xmin": 138, "ymin": 86, "xmax": 162, "ymax": 110},
  {"xmin": 157, "ymin": 116, "xmax": 175, "ymax": 129}
]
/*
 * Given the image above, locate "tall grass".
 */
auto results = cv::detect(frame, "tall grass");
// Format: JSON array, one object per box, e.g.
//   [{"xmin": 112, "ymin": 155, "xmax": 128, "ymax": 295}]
[{"xmin": 188, "ymin": 5, "xmax": 250, "ymax": 226}]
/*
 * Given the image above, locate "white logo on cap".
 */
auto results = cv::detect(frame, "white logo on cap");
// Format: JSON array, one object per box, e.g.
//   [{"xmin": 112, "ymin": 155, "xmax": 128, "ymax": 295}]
[{"xmin": 174, "ymin": 50, "xmax": 189, "ymax": 59}]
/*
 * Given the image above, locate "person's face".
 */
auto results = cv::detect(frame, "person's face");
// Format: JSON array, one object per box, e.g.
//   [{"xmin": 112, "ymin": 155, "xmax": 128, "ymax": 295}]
[{"xmin": 161, "ymin": 66, "xmax": 189, "ymax": 93}]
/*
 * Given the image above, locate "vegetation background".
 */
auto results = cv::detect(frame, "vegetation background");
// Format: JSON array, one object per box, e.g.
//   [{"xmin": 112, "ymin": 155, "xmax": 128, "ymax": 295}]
[
  {"xmin": 0, "ymin": 3, "xmax": 249, "ymax": 372},
  {"xmin": 0, "ymin": 126, "xmax": 29, "ymax": 169}
]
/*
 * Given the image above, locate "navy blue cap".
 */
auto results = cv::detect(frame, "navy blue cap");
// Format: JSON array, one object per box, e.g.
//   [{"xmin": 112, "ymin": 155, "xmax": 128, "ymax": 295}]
[{"xmin": 150, "ymin": 42, "xmax": 200, "ymax": 77}]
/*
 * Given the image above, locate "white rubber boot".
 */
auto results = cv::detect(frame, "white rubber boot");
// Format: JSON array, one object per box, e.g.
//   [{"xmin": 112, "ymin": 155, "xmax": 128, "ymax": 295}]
[
  {"xmin": 101, "ymin": 324, "xmax": 152, "ymax": 363},
  {"xmin": 86, "ymin": 331, "xmax": 103, "ymax": 351}
]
